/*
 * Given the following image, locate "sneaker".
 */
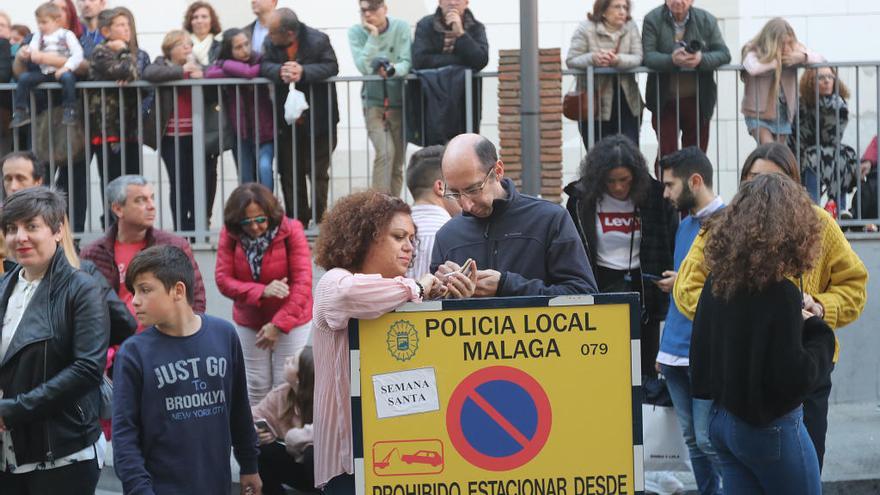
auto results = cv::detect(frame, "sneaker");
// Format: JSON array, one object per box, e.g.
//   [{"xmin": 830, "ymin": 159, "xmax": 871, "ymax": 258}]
[
  {"xmin": 9, "ymin": 111, "xmax": 30, "ymax": 128},
  {"xmin": 62, "ymin": 107, "xmax": 77, "ymax": 126}
]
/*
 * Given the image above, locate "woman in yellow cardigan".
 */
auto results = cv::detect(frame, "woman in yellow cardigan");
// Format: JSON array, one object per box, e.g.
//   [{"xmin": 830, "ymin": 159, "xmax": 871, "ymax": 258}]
[{"xmin": 673, "ymin": 142, "xmax": 867, "ymax": 471}]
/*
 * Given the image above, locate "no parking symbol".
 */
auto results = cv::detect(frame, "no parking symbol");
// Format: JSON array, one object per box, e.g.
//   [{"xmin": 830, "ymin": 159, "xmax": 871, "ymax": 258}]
[{"xmin": 446, "ymin": 366, "xmax": 552, "ymax": 471}]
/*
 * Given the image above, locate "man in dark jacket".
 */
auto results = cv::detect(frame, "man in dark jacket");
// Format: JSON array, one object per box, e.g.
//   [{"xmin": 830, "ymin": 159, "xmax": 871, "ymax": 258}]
[
  {"xmin": 80, "ymin": 175, "xmax": 207, "ymax": 316},
  {"xmin": 261, "ymin": 8, "xmax": 339, "ymax": 226},
  {"xmin": 431, "ymin": 134, "xmax": 598, "ymax": 297},
  {"xmin": 642, "ymin": 0, "xmax": 730, "ymax": 157},
  {"xmin": 412, "ymin": 0, "xmax": 488, "ymax": 71},
  {"xmin": 409, "ymin": 1, "xmax": 488, "ymax": 145}
]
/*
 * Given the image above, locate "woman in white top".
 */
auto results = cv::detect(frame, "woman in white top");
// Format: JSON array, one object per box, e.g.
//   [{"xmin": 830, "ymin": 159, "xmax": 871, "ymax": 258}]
[
  {"xmin": 564, "ymin": 135, "xmax": 677, "ymax": 379},
  {"xmin": 182, "ymin": 1, "xmax": 222, "ymax": 66}
]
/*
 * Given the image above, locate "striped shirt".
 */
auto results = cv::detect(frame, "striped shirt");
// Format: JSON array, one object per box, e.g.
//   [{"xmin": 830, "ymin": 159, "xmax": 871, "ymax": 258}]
[
  {"xmin": 311, "ymin": 268, "xmax": 421, "ymax": 488},
  {"xmin": 406, "ymin": 204, "xmax": 452, "ymax": 280}
]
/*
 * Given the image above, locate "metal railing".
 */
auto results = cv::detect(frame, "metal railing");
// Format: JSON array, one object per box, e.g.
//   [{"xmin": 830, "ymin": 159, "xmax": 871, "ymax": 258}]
[
  {"xmin": 565, "ymin": 62, "xmax": 880, "ymax": 231},
  {"xmin": 0, "ymin": 70, "xmax": 479, "ymax": 240},
  {"xmin": 2, "ymin": 61, "xmax": 878, "ymax": 242}
]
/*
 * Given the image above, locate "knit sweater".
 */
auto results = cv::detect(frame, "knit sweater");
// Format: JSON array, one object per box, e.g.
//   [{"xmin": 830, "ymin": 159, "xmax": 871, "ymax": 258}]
[
  {"xmin": 673, "ymin": 204, "xmax": 868, "ymax": 361},
  {"xmin": 690, "ymin": 276, "xmax": 836, "ymax": 426}
]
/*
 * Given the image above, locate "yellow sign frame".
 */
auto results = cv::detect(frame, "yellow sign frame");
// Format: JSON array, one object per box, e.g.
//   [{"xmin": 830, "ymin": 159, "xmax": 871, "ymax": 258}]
[{"xmin": 350, "ymin": 294, "xmax": 644, "ymax": 495}]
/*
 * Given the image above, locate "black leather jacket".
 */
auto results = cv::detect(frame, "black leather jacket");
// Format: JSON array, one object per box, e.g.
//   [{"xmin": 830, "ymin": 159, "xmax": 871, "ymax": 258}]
[{"xmin": 0, "ymin": 248, "xmax": 109, "ymax": 465}]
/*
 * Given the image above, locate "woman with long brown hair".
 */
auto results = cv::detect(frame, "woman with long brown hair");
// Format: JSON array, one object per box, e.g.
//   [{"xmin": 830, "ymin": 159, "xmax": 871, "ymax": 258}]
[
  {"xmin": 690, "ymin": 173, "xmax": 834, "ymax": 493},
  {"xmin": 674, "ymin": 142, "xmax": 868, "ymax": 471},
  {"xmin": 741, "ymin": 18, "xmax": 823, "ymax": 144}
]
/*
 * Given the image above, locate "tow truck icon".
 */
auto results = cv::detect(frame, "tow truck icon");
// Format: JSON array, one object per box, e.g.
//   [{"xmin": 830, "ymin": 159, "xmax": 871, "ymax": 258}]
[
  {"xmin": 371, "ymin": 439, "xmax": 445, "ymax": 476},
  {"xmin": 374, "ymin": 448, "xmax": 443, "ymax": 469}
]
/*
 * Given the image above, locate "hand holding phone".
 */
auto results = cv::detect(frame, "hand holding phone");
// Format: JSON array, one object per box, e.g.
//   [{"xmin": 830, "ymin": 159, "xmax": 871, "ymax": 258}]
[
  {"xmin": 254, "ymin": 419, "xmax": 275, "ymax": 436},
  {"xmin": 442, "ymin": 259, "xmax": 477, "ymax": 299},
  {"xmin": 459, "ymin": 258, "xmax": 475, "ymax": 277}
]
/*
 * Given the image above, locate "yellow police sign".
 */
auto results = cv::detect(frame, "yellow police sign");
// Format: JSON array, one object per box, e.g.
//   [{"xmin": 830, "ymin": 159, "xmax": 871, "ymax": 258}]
[{"xmin": 350, "ymin": 294, "xmax": 643, "ymax": 495}]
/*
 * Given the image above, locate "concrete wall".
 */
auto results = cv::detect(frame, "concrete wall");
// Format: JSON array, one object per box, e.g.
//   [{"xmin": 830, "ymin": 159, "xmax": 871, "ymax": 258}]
[{"xmin": 831, "ymin": 237, "xmax": 880, "ymax": 404}]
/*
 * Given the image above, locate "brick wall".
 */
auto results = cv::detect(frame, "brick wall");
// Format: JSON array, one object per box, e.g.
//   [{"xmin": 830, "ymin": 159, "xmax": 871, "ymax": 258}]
[{"xmin": 497, "ymin": 48, "xmax": 564, "ymax": 202}]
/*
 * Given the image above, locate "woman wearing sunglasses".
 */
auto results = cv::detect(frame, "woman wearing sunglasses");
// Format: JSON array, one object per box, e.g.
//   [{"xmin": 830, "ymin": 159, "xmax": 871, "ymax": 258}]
[{"xmin": 215, "ymin": 183, "xmax": 313, "ymax": 405}]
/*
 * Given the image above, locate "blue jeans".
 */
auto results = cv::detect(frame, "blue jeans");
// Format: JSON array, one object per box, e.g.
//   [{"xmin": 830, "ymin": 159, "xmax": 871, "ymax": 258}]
[
  {"xmin": 802, "ymin": 167, "xmax": 848, "ymax": 210},
  {"xmin": 661, "ymin": 364, "xmax": 722, "ymax": 494},
  {"xmin": 235, "ymin": 140, "xmax": 275, "ymax": 189},
  {"xmin": 709, "ymin": 405, "xmax": 821, "ymax": 495},
  {"xmin": 14, "ymin": 70, "xmax": 76, "ymax": 111}
]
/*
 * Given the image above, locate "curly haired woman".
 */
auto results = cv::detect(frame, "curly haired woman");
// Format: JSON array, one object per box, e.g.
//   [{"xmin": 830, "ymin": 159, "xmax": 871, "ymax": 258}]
[
  {"xmin": 564, "ymin": 135, "xmax": 677, "ymax": 379},
  {"xmin": 674, "ymin": 143, "xmax": 867, "ymax": 471},
  {"xmin": 310, "ymin": 191, "xmax": 475, "ymax": 493},
  {"xmin": 690, "ymin": 173, "xmax": 835, "ymax": 494}
]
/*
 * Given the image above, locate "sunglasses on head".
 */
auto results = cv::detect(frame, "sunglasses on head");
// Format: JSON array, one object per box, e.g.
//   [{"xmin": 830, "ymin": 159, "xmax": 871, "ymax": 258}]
[{"xmin": 239, "ymin": 216, "xmax": 268, "ymax": 227}]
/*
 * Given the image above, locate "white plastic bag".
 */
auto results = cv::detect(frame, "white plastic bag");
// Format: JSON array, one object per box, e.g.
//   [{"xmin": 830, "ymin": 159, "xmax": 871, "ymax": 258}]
[
  {"xmin": 284, "ymin": 83, "xmax": 309, "ymax": 124},
  {"xmin": 643, "ymin": 404, "xmax": 691, "ymax": 472},
  {"xmin": 644, "ymin": 471, "xmax": 686, "ymax": 495}
]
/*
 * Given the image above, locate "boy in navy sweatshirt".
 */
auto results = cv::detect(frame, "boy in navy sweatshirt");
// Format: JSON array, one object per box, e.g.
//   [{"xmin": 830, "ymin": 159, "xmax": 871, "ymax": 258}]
[{"xmin": 111, "ymin": 245, "xmax": 262, "ymax": 495}]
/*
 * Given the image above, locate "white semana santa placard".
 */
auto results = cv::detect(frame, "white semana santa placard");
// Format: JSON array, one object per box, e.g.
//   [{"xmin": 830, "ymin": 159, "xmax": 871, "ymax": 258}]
[{"xmin": 371, "ymin": 367, "xmax": 440, "ymax": 419}]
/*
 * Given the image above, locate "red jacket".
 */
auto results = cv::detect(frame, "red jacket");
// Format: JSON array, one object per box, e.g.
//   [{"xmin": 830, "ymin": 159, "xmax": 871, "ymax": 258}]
[{"xmin": 215, "ymin": 217, "xmax": 313, "ymax": 332}]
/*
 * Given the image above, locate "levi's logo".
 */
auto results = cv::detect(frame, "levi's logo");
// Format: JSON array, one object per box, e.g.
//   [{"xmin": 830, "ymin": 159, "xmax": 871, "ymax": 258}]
[{"xmin": 598, "ymin": 212, "xmax": 640, "ymax": 234}]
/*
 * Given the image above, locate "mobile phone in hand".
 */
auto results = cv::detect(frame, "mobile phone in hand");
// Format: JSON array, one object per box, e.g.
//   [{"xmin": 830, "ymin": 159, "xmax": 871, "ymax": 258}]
[
  {"xmin": 254, "ymin": 419, "xmax": 276, "ymax": 437},
  {"xmin": 641, "ymin": 273, "xmax": 663, "ymax": 282},
  {"xmin": 459, "ymin": 258, "xmax": 475, "ymax": 277}
]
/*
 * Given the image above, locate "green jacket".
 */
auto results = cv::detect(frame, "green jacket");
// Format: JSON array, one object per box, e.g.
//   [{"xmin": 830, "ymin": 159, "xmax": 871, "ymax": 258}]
[
  {"xmin": 642, "ymin": 5, "xmax": 730, "ymax": 120},
  {"xmin": 348, "ymin": 17, "xmax": 412, "ymax": 108}
]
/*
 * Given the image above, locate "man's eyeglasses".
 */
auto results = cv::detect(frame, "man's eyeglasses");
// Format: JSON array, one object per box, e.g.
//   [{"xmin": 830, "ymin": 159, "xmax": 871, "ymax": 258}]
[
  {"xmin": 239, "ymin": 216, "xmax": 268, "ymax": 227},
  {"xmin": 443, "ymin": 169, "xmax": 495, "ymax": 201}
]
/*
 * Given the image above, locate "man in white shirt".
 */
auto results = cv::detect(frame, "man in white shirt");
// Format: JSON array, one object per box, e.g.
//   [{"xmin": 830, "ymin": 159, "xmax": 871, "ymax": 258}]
[
  {"xmin": 404, "ymin": 145, "xmax": 460, "ymax": 279},
  {"xmin": 244, "ymin": 0, "xmax": 278, "ymax": 54}
]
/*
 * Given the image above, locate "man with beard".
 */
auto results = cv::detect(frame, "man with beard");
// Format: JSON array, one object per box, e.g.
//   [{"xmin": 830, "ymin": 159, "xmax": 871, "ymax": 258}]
[{"xmin": 656, "ymin": 146, "xmax": 724, "ymax": 495}]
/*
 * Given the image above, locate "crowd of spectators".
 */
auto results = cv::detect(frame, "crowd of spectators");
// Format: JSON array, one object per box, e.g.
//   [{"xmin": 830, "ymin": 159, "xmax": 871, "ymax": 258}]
[
  {"xmin": 0, "ymin": 0, "xmax": 877, "ymax": 227},
  {"xmin": 0, "ymin": 1, "xmax": 875, "ymax": 495}
]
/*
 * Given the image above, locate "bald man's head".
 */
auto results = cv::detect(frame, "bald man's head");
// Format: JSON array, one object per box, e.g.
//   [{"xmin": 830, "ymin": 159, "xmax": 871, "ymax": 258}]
[
  {"xmin": 267, "ymin": 8, "xmax": 298, "ymax": 47},
  {"xmin": 441, "ymin": 134, "xmax": 505, "ymax": 218}
]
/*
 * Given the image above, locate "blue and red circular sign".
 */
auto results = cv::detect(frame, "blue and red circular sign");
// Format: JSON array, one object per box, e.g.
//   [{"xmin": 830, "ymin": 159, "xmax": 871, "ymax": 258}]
[{"xmin": 446, "ymin": 366, "xmax": 552, "ymax": 471}]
